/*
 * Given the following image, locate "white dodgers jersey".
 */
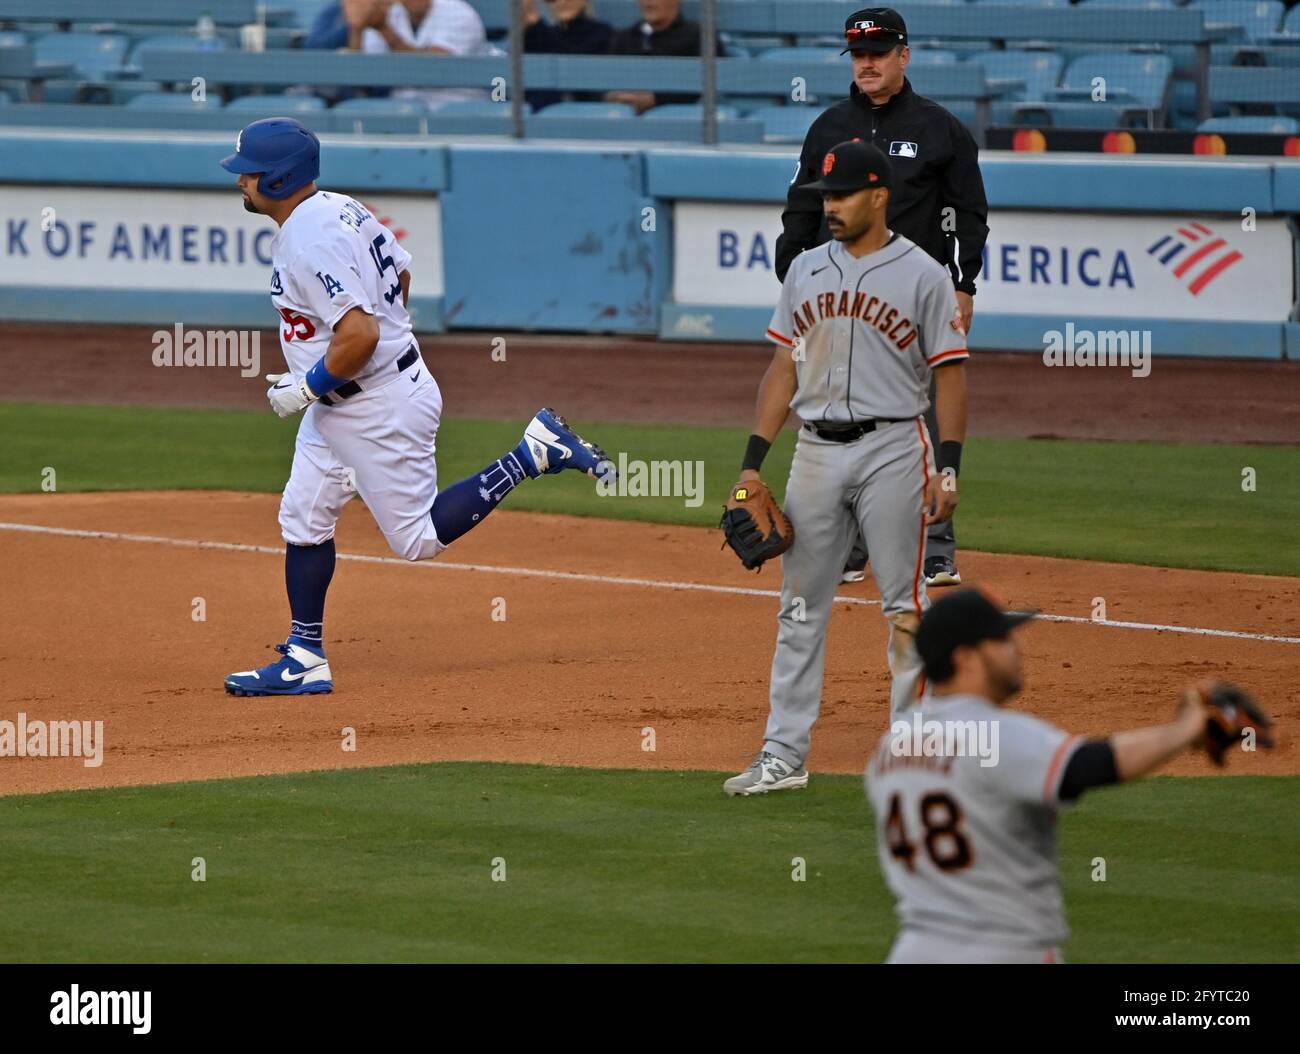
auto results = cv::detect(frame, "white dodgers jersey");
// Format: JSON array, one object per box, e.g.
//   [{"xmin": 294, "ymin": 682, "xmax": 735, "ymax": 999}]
[
  {"xmin": 268, "ymin": 191, "xmax": 414, "ymax": 383},
  {"xmin": 865, "ymin": 695, "xmax": 1085, "ymax": 948}
]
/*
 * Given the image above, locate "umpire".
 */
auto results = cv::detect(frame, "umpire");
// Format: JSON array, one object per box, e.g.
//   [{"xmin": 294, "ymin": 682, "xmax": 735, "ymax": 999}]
[{"xmin": 775, "ymin": 7, "xmax": 988, "ymax": 588}]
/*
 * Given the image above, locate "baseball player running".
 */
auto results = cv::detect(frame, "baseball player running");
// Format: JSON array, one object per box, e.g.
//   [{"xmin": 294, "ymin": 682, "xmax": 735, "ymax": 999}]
[
  {"xmin": 866, "ymin": 589, "xmax": 1273, "ymax": 964},
  {"xmin": 220, "ymin": 118, "xmax": 613, "ymax": 696},
  {"xmin": 722, "ymin": 140, "xmax": 968, "ymax": 796}
]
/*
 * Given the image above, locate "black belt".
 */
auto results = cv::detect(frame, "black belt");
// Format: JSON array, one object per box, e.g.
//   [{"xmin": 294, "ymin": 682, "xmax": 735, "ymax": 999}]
[
  {"xmin": 804, "ymin": 418, "xmax": 909, "ymax": 443},
  {"xmin": 319, "ymin": 345, "xmax": 419, "ymax": 406}
]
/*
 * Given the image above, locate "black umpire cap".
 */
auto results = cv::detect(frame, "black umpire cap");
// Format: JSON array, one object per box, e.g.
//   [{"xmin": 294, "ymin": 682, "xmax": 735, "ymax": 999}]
[
  {"xmin": 841, "ymin": 7, "xmax": 909, "ymax": 54},
  {"xmin": 915, "ymin": 589, "xmax": 1037, "ymax": 681},
  {"xmin": 804, "ymin": 139, "xmax": 894, "ymax": 193}
]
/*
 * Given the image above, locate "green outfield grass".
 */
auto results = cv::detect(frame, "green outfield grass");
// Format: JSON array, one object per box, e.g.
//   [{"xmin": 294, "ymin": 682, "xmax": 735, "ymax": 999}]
[
  {"xmin": 0, "ymin": 763, "xmax": 1293, "ymax": 964},
  {"xmin": 1, "ymin": 402, "xmax": 1296, "ymax": 575}
]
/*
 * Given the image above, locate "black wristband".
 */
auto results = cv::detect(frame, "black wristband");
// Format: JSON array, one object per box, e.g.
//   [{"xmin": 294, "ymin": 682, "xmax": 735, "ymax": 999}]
[
  {"xmin": 742, "ymin": 434, "xmax": 771, "ymax": 473},
  {"xmin": 937, "ymin": 440, "xmax": 963, "ymax": 477}
]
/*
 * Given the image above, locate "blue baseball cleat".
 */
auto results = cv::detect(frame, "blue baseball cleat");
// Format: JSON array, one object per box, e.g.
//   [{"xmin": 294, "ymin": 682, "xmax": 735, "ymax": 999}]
[
  {"xmin": 224, "ymin": 641, "xmax": 333, "ymax": 697},
  {"xmin": 520, "ymin": 408, "xmax": 616, "ymax": 482}
]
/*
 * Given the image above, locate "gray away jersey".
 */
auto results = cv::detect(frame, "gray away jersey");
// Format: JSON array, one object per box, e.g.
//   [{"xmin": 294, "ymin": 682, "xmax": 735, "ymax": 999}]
[
  {"xmin": 865, "ymin": 695, "xmax": 1085, "ymax": 947},
  {"xmin": 767, "ymin": 233, "xmax": 968, "ymax": 423}
]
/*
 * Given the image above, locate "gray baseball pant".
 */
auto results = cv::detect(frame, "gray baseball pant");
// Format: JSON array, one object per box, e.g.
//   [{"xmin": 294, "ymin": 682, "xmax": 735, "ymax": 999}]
[{"xmin": 763, "ymin": 419, "xmax": 931, "ymax": 769}]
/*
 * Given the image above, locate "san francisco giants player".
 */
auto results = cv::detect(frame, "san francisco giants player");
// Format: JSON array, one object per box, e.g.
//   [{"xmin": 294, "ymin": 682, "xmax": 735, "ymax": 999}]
[
  {"xmin": 220, "ymin": 118, "xmax": 614, "ymax": 696},
  {"xmin": 724, "ymin": 139, "xmax": 968, "ymax": 796},
  {"xmin": 866, "ymin": 588, "xmax": 1272, "ymax": 964}
]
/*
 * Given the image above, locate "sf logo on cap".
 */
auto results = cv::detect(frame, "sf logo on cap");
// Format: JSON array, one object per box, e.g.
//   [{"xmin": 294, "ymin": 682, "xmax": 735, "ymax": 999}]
[{"xmin": 823, "ymin": 152, "xmax": 836, "ymax": 175}]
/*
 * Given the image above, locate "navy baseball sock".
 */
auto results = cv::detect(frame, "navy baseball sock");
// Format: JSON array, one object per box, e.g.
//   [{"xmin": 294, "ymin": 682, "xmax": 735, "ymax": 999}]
[
  {"xmin": 429, "ymin": 450, "xmax": 529, "ymax": 545},
  {"xmin": 285, "ymin": 538, "xmax": 335, "ymax": 653}
]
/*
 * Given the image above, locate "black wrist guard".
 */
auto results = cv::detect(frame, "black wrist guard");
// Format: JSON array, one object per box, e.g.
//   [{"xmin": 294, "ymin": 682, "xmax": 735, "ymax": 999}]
[
  {"xmin": 937, "ymin": 440, "xmax": 963, "ymax": 477},
  {"xmin": 742, "ymin": 434, "xmax": 771, "ymax": 473}
]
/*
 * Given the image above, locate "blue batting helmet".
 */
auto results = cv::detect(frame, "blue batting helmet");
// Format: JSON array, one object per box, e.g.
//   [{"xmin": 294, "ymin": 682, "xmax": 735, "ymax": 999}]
[{"xmin": 220, "ymin": 117, "xmax": 320, "ymax": 200}]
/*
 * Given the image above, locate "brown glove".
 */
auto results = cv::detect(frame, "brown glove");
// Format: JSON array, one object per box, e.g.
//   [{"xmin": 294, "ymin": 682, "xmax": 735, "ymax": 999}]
[
  {"xmin": 1195, "ymin": 681, "xmax": 1274, "ymax": 766},
  {"xmin": 719, "ymin": 478, "xmax": 794, "ymax": 572}
]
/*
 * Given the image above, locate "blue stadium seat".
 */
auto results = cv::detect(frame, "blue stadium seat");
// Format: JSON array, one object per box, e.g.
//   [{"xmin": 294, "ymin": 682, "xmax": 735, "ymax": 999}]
[
  {"xmin": 968, "ymin": 49, "xmax": 1064, "ymax": 124},
  {"xmin": 128, "ymin": 34, "xmax": 226, "ymax": 68},
  {"xmin": 908, "ymin": 49, "xmax": 959, "ymax": 65},
  {"xmin": 0, "ymin": 31, "xmax": 27, "ymax": 48},
  {"xmin": 125, "ymin": 91, "xmax": 223, "ymax": 109},
  {"xmin": 968, "ymin": 50, "xmax": 1064, "ymax": 101},
  {"xmin": 1285, "ymin": 6, "xmax": 1300, "ymax": 32},
  {"xmin": 534, "ymin": 101, "xmax": 637, "ymax": 119},
  {"xmin": 1195, "ymin": 0, "xmax": 1285, "ymax": 42},
  {"xmin": 750, "ymin": 104, "xmax": 820, "ymax": 143},
  {"xmin": 35, "ymin": 32, "xmax": 129, "ymax": 81},
  {"xmin": 1054, "ymin": 52, "xmax": 1172, "ymax": 109},
  {"xmin": 1011, "ymin": 101, "xmax": 1151, "ymax": 128},
  {"xmin": 643, "ymin": 103, "xmax": 740, "ymax": 120},
  {"xmin": 731, "ymin": 36, "xmax": 788, "ymax": 54},
  {"xmin": 226, "ymin": 94, "xmax": 327, "ymax": 116},
  {"xmin": 430, "ymin": 99, "xmax": 524, "ymax": 118},
  {"xmin": 283, "ymin": 0, "xmax": 333, "ymax": 29},
  {"xmin": 333, "ymin": 96, "xmax": 430, "ymax": 115},
  {"xmin": 757, "ymin": 47, "xmax": 840, "ymax": 64},
  {"xmin": 1198, "ymin": 115, "xmax": 1299, "ymax": 132},
  {"xmin": 720, "ymin": 95, "xmax": 774, "ymax": 116}
]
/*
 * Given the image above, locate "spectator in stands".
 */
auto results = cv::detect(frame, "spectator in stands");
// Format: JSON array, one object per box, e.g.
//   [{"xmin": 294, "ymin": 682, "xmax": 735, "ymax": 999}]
[
  {"xmin": 306, "ymin": 0, "xmax": 372, "ymax": 50},
  {"xmin": 523, "ymin": 0, "xmax": 614, "ymax": 111},
  {"xmin": 351, "ymin": 0, "xmax": 492, "ymax": 110},
  {"xmin": 604, "ymin": 0, "xmax": 718, "ymax": 113}
]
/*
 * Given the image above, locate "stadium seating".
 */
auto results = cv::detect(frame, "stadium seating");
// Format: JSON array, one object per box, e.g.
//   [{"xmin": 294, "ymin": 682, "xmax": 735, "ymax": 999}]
[
  {"xmin": 535, "ymin": 101, "xmax": 638, "ymax": 120},
  {"xmin": 750, "ymin": 104, "xmax": 820, "ymax": 144},
  {"xmin": 756, "ymin": 48, "xmax": 840, "ymax": 65},
  {"xmin": 908, "ymin": 49, "xmax": 960, "ymax": 65},
  {"xmin": 1198, "ymin": 114, "xmax": 1299, "ymax": 132},
  {"xmin": 34, "ymin": 32, "xmax": 128, "ymax": 80},
  {"xmin": 127, "ymin": 34, "xmax": 226, "ymax": 69},
  {"xmin": 125, "ymin": 90, "xmax": 221, "ymax": 110},
  {"xmin": 1014, "ymin": 52, "xmax": 1173, "ymax": 127},
  {"xmin": 226, "ymin": 93, "xmax": 327, "ymax": 115},
  {"xmin": 968, "ymin": 49, "xmax": 1065, "ymax": 125},
  {"xmin": 425, "ymin": 99, "xmax": 518, "ymax": 118},
  {"xmin": 644, "ymin": 104, "xmax": 740, "ymax": 121},
  {"xmin": 0, "ymin": 2, "xmax": 1282, "ymax": 142},
  {"xmin": 333, "ymin": 97, "xmax": 430, "ymax": 115},
  {"xmin": 1194, "ymin": 1, "xmax": 1285, "ymax": 42}
]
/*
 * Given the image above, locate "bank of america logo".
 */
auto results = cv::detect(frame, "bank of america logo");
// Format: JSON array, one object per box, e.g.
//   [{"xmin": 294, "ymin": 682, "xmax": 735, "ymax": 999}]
[{"xmin": 1146, "ymin": 222, "xmax": 1242, "ymax": 296}]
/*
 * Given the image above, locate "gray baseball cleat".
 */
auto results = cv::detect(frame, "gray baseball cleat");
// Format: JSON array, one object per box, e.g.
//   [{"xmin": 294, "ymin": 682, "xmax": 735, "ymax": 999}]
[{"xmin": 723, "ymin": 751, "xmax": 809, "ymax": 796}]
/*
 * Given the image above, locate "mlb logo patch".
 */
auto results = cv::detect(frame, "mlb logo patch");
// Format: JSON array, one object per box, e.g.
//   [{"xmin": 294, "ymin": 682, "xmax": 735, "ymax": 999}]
[{"xmin": 889, "ymin": 141, "xmax": 918, "ymax": 158}]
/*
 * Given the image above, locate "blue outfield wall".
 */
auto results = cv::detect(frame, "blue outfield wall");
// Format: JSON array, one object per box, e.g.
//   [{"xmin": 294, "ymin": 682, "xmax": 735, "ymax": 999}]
[
  {"xmin": 440, "ymin": 145, "xmax": 657, "ymax": 334},
  {"xmin": 0, "ymin": 133, "xmax": 1295, "ymax": 358}
]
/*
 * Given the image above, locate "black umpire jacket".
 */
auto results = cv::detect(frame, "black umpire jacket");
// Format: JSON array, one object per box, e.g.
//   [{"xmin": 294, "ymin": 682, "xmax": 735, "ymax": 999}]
[{"xmin": 774, "ymin": 79, "xmax": 989, "ymax": 295}]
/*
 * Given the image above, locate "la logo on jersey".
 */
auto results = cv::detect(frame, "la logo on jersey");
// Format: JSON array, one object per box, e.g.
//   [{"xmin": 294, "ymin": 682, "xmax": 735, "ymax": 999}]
[{"xmin": 890, "ymin": 141, "xmax": 918, "ymax": 158}]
